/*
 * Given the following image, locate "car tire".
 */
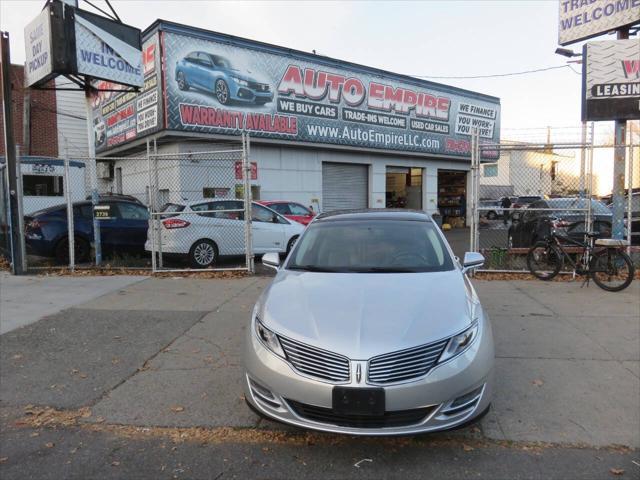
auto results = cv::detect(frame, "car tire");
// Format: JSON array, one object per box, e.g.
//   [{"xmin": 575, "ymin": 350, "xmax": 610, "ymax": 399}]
[
  {"xmin": 189, "ymin": 239, "xmax": 218, "ymax": 269},
  {"xmin": 55, "ymin": 236, "xmax": 90, "ymax": 264},
  {"xmin": 286, "ymin": 235, "xmax": 299, "ymax": 255},
  {"xmin": 177, "ymin": 71, "xmax": 190, "ymax": 91},
  {"xmin": 215, "ymin": 79, "xmax": 230, "ymax": 105}
]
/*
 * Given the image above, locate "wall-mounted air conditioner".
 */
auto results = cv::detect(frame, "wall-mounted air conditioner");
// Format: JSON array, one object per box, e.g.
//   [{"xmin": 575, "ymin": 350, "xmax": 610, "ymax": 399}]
[{"xmin": 96, "ymin": 162, "xmax": 114, "ymax": 179}]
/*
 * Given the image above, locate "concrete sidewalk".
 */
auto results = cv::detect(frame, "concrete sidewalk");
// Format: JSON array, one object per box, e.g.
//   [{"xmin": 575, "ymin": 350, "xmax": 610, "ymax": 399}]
[{"xmin": 0, "ymin": 273, "xmax": 147, "ymax": 334}]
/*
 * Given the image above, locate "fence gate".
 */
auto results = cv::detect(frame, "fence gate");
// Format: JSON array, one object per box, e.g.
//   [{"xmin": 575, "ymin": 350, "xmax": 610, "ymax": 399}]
[
  {"xmin": 148, "ymin": 135, "xmax": 254, "ymax": 273},
  {"xmin": 470, "ymin": 132, "xmax": 603, "ymax": 272}
]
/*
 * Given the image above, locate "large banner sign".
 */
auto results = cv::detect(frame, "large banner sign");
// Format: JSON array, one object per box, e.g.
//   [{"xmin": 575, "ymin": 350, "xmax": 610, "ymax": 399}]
[
  {"xmin": 583, "ymin": 39, "xmax": 640, "ymax": 121},
  {"xmin": 91, "ymin": 33, "xmax": 162, "ymax": 152},
  {"xmin": 558, "ymin": 0, "xmax": 640, "ymax": 46},
  {"xmin": 162, "ymin": 31, "xmax": 500, "ymax": 159}
]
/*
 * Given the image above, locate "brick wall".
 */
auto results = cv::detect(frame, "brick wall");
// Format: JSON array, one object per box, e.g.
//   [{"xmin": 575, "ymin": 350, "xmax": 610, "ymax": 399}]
[{"xmin": 0, "ymin": 64, "xmax": 58, "ymax": 157}]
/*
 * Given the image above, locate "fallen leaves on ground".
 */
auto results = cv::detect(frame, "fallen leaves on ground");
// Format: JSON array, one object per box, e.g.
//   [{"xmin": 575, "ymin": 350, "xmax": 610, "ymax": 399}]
[
  {"xmin": 610, "ymin": 468, "xmax": 625, "ymax": 475},
  {"xmin": 532, "ymin": 379, "xmax": 544, "ymax": 387},
  {"xmin": 44, "ymin": 442, "xmax": 55, "ymax": 448},
  {"xmin": 0, "ymin": 457, "xmax": 8, "ymax": 463},
  {"xmin": 35, "ymin": 267, "xmax": 249, "ymax": 279},
  {"xmin": 170, "ymin": 406, "xmax": 185, "ymax": 413},
  {"xmin": 462, "ymin": 444, "xmax": 474, "ymax": 451}
]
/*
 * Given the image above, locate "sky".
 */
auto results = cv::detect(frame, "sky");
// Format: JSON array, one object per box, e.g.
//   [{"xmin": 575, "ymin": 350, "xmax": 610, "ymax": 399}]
[{"xmin": 0, "ymin": 0, "xmax": 629, "ymax": 144}]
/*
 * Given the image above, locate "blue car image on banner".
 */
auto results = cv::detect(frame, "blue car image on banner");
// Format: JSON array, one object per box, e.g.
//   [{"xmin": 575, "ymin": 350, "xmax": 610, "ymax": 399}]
[{"xmin": 175, "ymin": 51, "xmax": 273, "ymax": 106}]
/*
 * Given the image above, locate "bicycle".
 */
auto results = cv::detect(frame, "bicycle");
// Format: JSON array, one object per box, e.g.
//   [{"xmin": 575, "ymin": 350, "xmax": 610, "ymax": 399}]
[{"xmin": 526, "ymin": 231, "xmax": 635, "ymax": 292}]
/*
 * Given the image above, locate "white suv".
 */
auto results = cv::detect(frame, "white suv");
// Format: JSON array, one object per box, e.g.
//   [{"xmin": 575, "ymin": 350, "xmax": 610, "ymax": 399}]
[{"xmin": 145, "ymin": 200, "xmax": 305, "ymax": 268}]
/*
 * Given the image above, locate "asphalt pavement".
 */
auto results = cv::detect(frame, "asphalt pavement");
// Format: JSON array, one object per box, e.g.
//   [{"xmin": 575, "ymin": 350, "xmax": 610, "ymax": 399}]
[{"xmin": 0, "ymin": 273, "xmax": 638, "ymax": 479}]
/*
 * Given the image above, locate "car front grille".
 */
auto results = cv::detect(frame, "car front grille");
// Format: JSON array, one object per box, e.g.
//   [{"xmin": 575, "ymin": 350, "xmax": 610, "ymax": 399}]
[
  {"xmin": 249, "ymin": 81, "xmax": 270, "ymax": 92},
  {"xmin": 286, "ymin": 399, "xmax": 435, "ymax": 428},
  {"xmin": 367, "ymin": 339, "xmax": 448, "ymax": 384},
  {"xmin": 278, "ymin": 336, "xmax": 350, "ymax": 383}
]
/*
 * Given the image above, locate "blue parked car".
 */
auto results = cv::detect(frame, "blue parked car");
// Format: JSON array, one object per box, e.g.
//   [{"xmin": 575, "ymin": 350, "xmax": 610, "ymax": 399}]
[
  {"xmin": 25, "ymin": 197, "xmax": 149, "ymax": 263},
  {"xmin": 175, "ymin": 51, "xmax": 273, "ymax": 105}
]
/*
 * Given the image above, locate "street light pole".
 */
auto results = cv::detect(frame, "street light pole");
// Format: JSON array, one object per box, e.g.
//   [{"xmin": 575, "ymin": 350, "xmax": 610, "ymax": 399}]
[{"xmin": 0, "ymin": 32, "xmax": 25, "ymax": 274}]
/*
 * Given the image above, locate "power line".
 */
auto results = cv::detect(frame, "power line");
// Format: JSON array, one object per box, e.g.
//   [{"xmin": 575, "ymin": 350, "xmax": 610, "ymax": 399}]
[{"xmin": 413, "ymin": 64, "xmax": 579, "ymax": 80}]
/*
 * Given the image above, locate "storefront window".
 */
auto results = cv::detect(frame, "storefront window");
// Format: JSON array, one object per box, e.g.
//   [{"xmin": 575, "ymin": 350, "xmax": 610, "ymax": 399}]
[{"xmin": 483, "ymin": 164, "xmax": 498, "ymax": 177}]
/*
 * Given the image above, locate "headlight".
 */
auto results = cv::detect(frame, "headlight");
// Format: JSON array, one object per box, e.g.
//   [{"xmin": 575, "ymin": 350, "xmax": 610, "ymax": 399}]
[
  {"xmin": 439, "ymin": 322, "xmax": 479, "ymax": 363},
  {"xmin": 254, "ymin": 317, "xmax": 285, "ymax": 358},
  {"xmin": 233, "ymin": 77, "xmax": 248, "ymax": 87}
]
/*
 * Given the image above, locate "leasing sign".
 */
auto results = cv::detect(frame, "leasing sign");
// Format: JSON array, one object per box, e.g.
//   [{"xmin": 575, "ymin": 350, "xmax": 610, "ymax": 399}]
[
  {"xmin": 161, "ymin": 28, "xmax": 500, "ymax": 159},
  {"xmin": 583, "ymin": 39, "xmax": 640, "ymax": 121},
  {"xmin": 558, "ymin": 0, "xmax": 640, "ymax": 46}
]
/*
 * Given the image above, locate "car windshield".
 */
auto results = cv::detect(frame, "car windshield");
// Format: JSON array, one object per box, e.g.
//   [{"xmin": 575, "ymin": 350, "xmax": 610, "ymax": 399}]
[
  {"xmin": 287, "ymin": 219, "xmax": 454, "ymax": 273},
  {"xmin": 211, "ymin": 55, "xmax": 231, "ymax": 69}
]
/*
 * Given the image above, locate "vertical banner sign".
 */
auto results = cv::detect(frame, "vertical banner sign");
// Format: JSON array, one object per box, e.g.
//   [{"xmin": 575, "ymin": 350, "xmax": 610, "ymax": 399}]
[
  {"xmin": 90, "ymin": 33, "xmax": 162, "ymax": 151},
  {"xmin": 24, "ymin": 6, "xmax": 53, "ymax": 87},
  {"xmin": 583, "ymin": 39, "xmax": 640, "ymax": 121},
  {"xmin": 558, "ymin": 0, "xmax": 640, "ymax": 46}
]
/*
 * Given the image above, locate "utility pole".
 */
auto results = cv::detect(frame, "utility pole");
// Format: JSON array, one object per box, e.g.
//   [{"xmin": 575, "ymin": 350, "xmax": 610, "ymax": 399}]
[
  {"xmin": 0, "ymin": 32, "xmax": 25, "ymax": 274},
  {"xmin": 611, "ymin": 26, "xmax": 629, "ymax": 240}
]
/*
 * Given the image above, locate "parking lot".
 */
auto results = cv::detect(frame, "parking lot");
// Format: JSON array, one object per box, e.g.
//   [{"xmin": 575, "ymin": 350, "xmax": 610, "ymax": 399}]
[{"xmin": 1, "ymin": 273, "xmax": 638, "ymax": 479}]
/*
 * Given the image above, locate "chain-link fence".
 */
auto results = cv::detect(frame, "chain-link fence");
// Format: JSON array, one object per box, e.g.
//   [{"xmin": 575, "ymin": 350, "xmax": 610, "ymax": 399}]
[
  {"xmin": 19, "ymin": 135, "xmax": 254, "ymax": 273},
  {"xmin": 147, "ymin": 144, "xmax": 254, "ymax": 272},
  {"xmin": 470, "ymin": 135, "xmax": 640, "ymax": 271}
]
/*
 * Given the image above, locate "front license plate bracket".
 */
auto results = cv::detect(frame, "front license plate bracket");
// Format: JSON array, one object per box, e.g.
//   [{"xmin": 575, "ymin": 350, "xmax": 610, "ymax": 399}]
[{"xmin": 332, "ymin": 387, "xmax": 385, "ymax": 416}]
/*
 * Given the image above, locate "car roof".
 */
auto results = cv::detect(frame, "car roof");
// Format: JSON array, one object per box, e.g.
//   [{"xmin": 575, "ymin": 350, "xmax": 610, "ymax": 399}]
[{"xmin": 315, "ymin": 209, "xmax": 432, "ymax": 222}]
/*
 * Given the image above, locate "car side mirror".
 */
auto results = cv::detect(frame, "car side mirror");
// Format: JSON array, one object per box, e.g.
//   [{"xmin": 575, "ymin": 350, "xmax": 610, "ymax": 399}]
[
  {"xmin": 462, "ymin": 252, "xmax": 484, "ymax": 274},
  {"xmin": 262, "ymin": 252, "xmax": 280, "ymax": 270},
  {"xmin": 272, "ymin": 213, "xmax": 280, "ymax": 223}
]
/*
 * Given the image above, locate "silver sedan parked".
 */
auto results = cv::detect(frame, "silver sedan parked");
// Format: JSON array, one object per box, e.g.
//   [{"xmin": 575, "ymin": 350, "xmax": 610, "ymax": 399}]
[{"xmin": 243, "ymin": 209, "xmax": 494, "ymax": 435}]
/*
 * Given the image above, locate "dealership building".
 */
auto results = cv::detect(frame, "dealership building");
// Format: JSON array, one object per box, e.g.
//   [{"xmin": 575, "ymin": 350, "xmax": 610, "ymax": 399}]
[{"xmin": 96, "ymin": 20, "xmax": 501, "ymax": 225}]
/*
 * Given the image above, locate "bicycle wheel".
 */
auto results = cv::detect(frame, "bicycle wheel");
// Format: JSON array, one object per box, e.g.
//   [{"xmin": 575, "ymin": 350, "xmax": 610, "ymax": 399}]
[
  {"xmin": 589, "ymin": 249, "xmax": 634, "ymax": 292},
  {"xmin": 527, "ymin": 242, "xmax": 562, "ymax": 280}
]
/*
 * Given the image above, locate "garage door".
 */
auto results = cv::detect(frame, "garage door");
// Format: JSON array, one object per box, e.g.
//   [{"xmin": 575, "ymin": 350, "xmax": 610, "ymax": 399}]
[{"xmin": 322, "ymin": 162, "xmax": 369, "ymax": 212}]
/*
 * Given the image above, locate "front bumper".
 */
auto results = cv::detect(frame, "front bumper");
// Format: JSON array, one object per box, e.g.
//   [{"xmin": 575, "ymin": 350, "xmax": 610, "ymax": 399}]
[{"xmin": 244, "ymin": 315, "xmax": 494, "ymax": 435}]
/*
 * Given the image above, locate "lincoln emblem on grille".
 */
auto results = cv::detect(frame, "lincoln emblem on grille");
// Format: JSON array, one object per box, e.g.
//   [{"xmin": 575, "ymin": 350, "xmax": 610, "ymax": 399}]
[{"xmin": 356, "ymin": 363, "xmax": 361, "ymax": 383}]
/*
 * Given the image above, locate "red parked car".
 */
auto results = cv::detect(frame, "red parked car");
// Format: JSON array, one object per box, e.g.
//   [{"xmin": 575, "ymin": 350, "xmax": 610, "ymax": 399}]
[{"xmin": 258, "ymin": 201, "xmax": 316, "ymax": 226}]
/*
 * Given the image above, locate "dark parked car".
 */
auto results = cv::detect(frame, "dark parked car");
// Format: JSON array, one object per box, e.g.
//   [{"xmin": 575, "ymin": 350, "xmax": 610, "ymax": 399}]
[
  {"xmin": 508, "ymin": 198, "xmax": 612, "ymax": 248},
  {"xmin": 25, "ymin": 198, "xmax": 149, "ymax": 263},
  {"xmin": 175, "ymin": 51, "xmax": 273, "ymax": 106}
]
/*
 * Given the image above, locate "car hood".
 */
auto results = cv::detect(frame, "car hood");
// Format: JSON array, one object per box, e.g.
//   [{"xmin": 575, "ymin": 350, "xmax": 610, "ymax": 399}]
[{"xmin": 258, "ymin": 269, "xmax": 475, "ymax": 359}]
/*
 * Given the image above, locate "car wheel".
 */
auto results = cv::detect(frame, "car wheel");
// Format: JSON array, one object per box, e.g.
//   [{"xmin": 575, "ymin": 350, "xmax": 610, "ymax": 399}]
[
  {"xmin": 487, "ymin": 211, "xmax": 497, "ymax": 220},
  {"xmin": 286, "ymin": 235, "xmax": 299, "ymax": 255},
  {"xmin": 189, "ymin": 239, "xmax": 218, "ymax": 268},
  {"xmin": 177, "ymin": 71, "xmax": 190, "ymax": 91},
  {"xmin": 215, "ymin": 79, "xmax": 229, "ymax": 105},
  {"xmin": 55, "ymin": 236, "xmax": 90, "ymax": 264}
]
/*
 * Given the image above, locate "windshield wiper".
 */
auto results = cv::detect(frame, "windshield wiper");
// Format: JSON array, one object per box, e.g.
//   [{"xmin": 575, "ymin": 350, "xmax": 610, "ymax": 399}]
[
  {"xmin": 287, "ymin": 265, "xmax": 340, "ymax": 272},
  {"xmin": 352, "ymin": 267, "xmax": 420, "ymax": 273}
]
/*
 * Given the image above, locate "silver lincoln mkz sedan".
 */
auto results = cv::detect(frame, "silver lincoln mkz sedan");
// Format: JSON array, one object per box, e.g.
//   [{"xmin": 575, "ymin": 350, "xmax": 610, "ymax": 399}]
[{"xmin": 243, "ymin": 210, "xmax": 494, "ymax": 435}]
